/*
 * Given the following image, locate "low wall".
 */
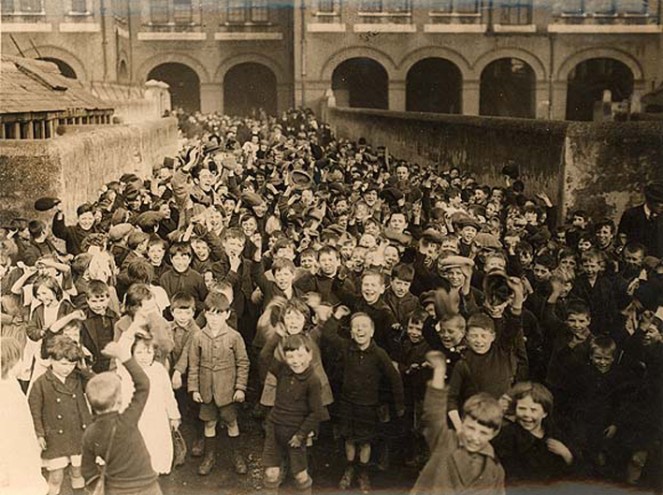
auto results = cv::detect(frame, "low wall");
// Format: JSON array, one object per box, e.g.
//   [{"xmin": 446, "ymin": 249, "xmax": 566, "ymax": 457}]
[
  {"xmin": 0, "ymin": 117, "xmax": 178, "ymax": 224},
  {"xmin": 326, "ymin": 107, "xmax": 663, "ymax": 222}
]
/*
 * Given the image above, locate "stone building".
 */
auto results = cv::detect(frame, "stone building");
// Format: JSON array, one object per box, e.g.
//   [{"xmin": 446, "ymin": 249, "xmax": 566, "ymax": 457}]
[{"xmin": 2, "ymin": 0, "xmax": 661, "ymax": 120}]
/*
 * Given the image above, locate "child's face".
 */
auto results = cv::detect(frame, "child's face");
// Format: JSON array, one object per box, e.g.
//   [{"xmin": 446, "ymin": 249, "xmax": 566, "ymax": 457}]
[
  {"xmin": 351, "ymin": 316, "xmax": 374, "ymax": 348},
  {"xmin": 582, "ymin": 257, "xmax": 600, "ymax": 277},
  {"xmin": 136, "ymin": 296, "xmax": 159, "ymax": 318},
  {"xmin": 283, "ymin": 309, "xmax": 306, "ymax": 335},
  {"xmin": 519, "ymin": 251, "xmax": 533, "ymax": 267},
  {"xmin": 204, "ymin": 271, "xmax": 215, "ymax": 289},
  {"xmin": 437, "ymin": 321, "xmax": 465, "ymax": 349},
  {"xmin": 87, "ymin": 293, "xmax": 110, "ymax": 315},
  {"xmin": 274, "ymin": 267, "xmax": 295, "ymax": 291},
  {"xmin": 384, "ymin": 246, "xmax": 400, "ymax": 269},
  {"xmin": 134, "ymin": 341, "xmax": 155, "ymax": 368},
  {"xmin": 623, "ymin": 250, "xmax": 644, "ymax": 269},
  {"xmin": 365, "ymin": 221, "xmax": 381, "ymax": 237},
  {"xmin": 223, "ymin": 238, "xmax": 244, "ymax": 258},
  {"xmin": 444, "ymin": 267, "xmax": 465, "ymax": 289},
  {"xmin": 441, "ymin": 239, "xmax": 459, "ymax": 253},
  {"xmin": 460, "ymin": 416, "xmax": 498, "ymax": 453},
  {"xmin": 572, "ymin": 215, "xmax": 587, "ymax": 229},
  {"xmin": 591, "ymin": 349, "xmax": 614, "ymax": 374},
  {"xmin": 171, "ymin": 252, "xmax": 192, "ymax": 273},
  {"xmin": 78, "ymin": 212, "xmax": 96, "ymax": 231},
  {"xmin": 515, "ymin": 395, "xmax": 547, "ymax": 434},
  {"xmin": 460, "ymin": 226, "xmax": 478, "ymax": 245},
  {"xmin": 340, "ymin": 243, "xmax": 354, "ymax": 261},
  {"xmin": 359, "ymin": 234, "xmax": 377, "ymax": 249},
  {"xmin": 578, "ymin": 239, "xmax": 593, "ymax": 252},
  {"xmin": 284, "ymin": 345, "xmax": 313, "ymax": 375},
  {"xmin": 361, "ymin": 274, "xmax": 385, "ymax": 305},
  {"xmin": 388, "ymin": 214, "xmax": 407, "ymax": 233},
  {"xmin": 532, "ymin": 264, "xmax": 551, "ymax": 282},
  {"xmin": 62, "ymin": 325, "xmax": 81, "ymax": 344},
  {"xmin": 318, "ymin": 252, "xmax": 339, "ymax": 277},
  {"xmin": 566, "ymin": 313, "xmax": 591, "ymax": 340},
  {"xmin": 191, "ymin": 240, "xmax": 210, "ymax": 261},
  {"xmin": 51, "ymin": 358, "xmax": 77, "ymax": 379},
  {"xmin": 148, "ymin": 244, "xmax": 166, "ymax": 265},
  {"xmin": 391, "ymin": 278, "xmax": 411, "ymax": 298},
  {"xmin": 351, "ymin": 250, "xmax": 366, "ymax": 272},
  {"xmin": 406, "ymin": 321, "xmax": 424, "ymax": 343},
  {"xmin": 172, "ymin": 306, "xmax": 195, "ymax": 327},
  {"xmin": 275, "ymin": 247, "xmax": 295, "ymax": 261},
  {"xmin": 595, "ymin": 226, "xmax": 614, "ymax": 248},
  {"xmin": 524, "ymin": 211, "xmax": 538, "ymax": 225},
  {"xmin": 36, "ymin": 285, "xmax": 57, "ymax": 306},
  {"xmin": 300, "ymin": 254, "xmax": 317, "ymax": 272},
  {"xmin": 484, "ymin": 256, "xmax": 506, "ymax": 272},
  {"xmin": 559, "ymin": 256, "xmax": 576, "ymax": 273},
  {"xmin": 241, "ymin": 218, "xmax": 258, "ymax": 236},
  {"xmin": 206, "ymin": 309, "xmax": 229, "ymax": 329},
  {"xmin": 466, "ymin": 326, "xmax": 495, "ymax": 355}
]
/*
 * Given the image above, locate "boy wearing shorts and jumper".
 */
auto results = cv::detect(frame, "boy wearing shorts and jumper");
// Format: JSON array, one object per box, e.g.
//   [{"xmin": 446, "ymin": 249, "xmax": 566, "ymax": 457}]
[{"xmin": 188, "ymin": 292, "xmax": 250, "ymax": 475}]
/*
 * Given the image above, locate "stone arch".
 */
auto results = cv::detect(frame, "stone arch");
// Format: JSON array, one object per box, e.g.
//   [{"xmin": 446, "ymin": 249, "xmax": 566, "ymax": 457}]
[
  {"xmin": 21, "ymin": 45, "xmax": 88, "ymax": 81},
  {"xmin": 319, "ymin": 46, "xmax": 397, "ymax": 82},
  {"xmin": 397, "ymin": 47, "xmax": 471, "ymax": 81},
  {"xmin": 556, "ymin": 47, "xmax": 643, "ymax": 82},
  {"xmin": 136, "ymin": 53, "xmax": 210, "ymax": 84},
  {"xmin": 223, "ymin": 62, "xmax": 278, "ymax": 116},
  {"xmin": 472, "ymin": 48, "xmax": 546, "ymax": 81},
  {"xmin": 214, "ymin": 53, "xmax": 286, "ymax": 84}
]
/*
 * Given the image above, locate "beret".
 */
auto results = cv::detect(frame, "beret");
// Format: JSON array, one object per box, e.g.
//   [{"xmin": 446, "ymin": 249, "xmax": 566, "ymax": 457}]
[
  {"xmin": 108, "ymin": 223, "xmax": 135, "ymax": 242},
  {"xmin": 34, "ymin": 197, "xmax": 61, "ymax": 211}
]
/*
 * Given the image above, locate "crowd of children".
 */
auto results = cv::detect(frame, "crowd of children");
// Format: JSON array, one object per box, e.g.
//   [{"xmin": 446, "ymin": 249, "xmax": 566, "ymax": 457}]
[{"xmin": 1, "ymin": 107, "xmax": 663, "ymax": 495}]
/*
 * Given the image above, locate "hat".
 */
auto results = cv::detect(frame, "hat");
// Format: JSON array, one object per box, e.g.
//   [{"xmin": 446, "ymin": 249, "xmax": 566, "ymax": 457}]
[
  {"xmin": 407, "ymin": 188, "xmax": 423, "ymax": 204},
  {"xmin": 421, "ymin": 228, "xmax": 445, "ymax": 245},
  {"xmin": 119, "ymin": 173, "xmax": 140, "ymax": 184},
  {"xmin": 420, "ymin": 288, "xmax": 461, "ymax": 319},
  {"xmin": 644, "ymin": 182, "xmax": 663, "ymax": 204},
  {"xmin": 380, "ymin": 187, "xmax": 405, "ymax": 205},
  {"xmin": 108, "ymin": 223, "xmax": 134, "ymax": 242},
  {"xmin": 474, "ymin": 233, "xmax": 502, "ymax": 250},
  {"xmin": 306, "ymin": 208, "xmax": 325, "ymax": 223},
  {"xmin": 437, "ymin": 255, "xmax": 475, "ymax": 272},
  {"xmin": 328, "ymin": 182, "xmax": 348, "ymax": 196},
  {"xmin": 134, "ymin": 211, "xmax": 163, "ymax": 231},
  {"xmin": 110, "ymin": 207, "xmax": 128, "ymax": 225},
  {"xmin": 241, "ymin": 192, "xmax": 265, "ymax": 208},
  {"xmin": 290, "ymin": 170, "xmax": 313, "ymax": 190},
  {"xmin": 124, "ymin": 183, "xmax": 141, "ymax": 201},
  {"xmin": 501, "ymin": 162, "xmax": 520, "ymax": 180},
  {"xmin": 384, "ymin": 229, "xmax": 413, "ymax": 247},
  {"xmin": 322, "ymin": 224, "xmax": 346, "ymax": 237},
  {"xmin": 453, "ymin": 214, "xmax": 481, "ymax": 231},
  {"xmin": 34, "ymin": 197, "xmax": 61, "ymax": 211}
]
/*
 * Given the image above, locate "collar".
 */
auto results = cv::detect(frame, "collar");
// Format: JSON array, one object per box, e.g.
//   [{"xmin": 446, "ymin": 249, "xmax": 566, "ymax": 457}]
[
  {"xmin": 457, "ymin": 431, "xmax": 496, "ymax": 459},
  {"xmin": 203, "ymin": 324, "xmax": 229, "ymax": 338},
  {"xmin": 644, "ymin": 203, "xmax": 653, "ymax": 219},
  {"xmin": 287, "ymin": 365, "xmax": 314, "ymax": 381},
  {"xmin": 350, "ymin": 340, "xmax": 375, "ymax": 353}
]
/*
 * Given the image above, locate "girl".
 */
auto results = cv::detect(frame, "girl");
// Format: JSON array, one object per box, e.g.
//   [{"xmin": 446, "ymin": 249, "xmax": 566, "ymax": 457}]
[
  {"xmin": 0, "ymin": 336, "xmax": 48, "ymax": 495},
  {"xmin": 28, "ymin": 335, "xmax": 93, "ymax": 495},
  {"xmin": 493, "ymin": 381, "xmax": 575, "ymax": 485},
  {"xmin": 117, "ymin": 334, "xmax": 181, "ymax": 474},
  {"xmin": 114, "ymin": 283, "xmax": 174, "ymax": 365}
]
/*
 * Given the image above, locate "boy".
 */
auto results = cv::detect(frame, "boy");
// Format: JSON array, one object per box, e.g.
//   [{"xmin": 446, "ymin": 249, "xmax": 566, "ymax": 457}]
[
  {"xmin": 188, "ymin": 293, "xmax": 250, "ymax": 475},
  {"xmin": 412, "ymin": 351, "xmax": 505, "ymax": 495},
  {"xmin": 262, "ymin": 334, "xmax": 323, "ymax": 495},
  {"xmin": 384, "ymin": 263, "xmax": 421, "ymax": 329},
  {"xmin": 81, "ymin": 280, "xmax": 119, "ymax": 373},
  {"xmin": 321, "ymin": 309, "xmax": 404, "ymax": 492},
  {"xmin": 159, "ymin": 241, "xmax": 209, "ymax": 315},
  {"xmin": 82, "ymin": 324, "xmax": 161, "ymax": 495},
  {"xmin": 423, "ymin": 314, "xmax": 467, "ymax": 381}
]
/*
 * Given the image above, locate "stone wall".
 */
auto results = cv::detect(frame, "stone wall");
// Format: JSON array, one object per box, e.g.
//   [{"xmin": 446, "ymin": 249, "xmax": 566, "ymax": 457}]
[
  {"xmin": 0, "ymin": 117, "xmax": 178, "ymax": 224},
  {"xmin": 325, "ymin": 107, "xmax": 663, "ymax": 222}
]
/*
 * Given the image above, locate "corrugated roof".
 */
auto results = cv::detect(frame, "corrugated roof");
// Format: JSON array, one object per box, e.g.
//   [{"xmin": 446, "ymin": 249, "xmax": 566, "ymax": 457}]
[{"xmin": 0, "ymin": 56, "xmax": 114, "ymax": 115}]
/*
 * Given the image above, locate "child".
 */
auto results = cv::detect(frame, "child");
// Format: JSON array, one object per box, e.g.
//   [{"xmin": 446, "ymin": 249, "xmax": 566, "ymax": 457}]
[
  {"xmin": 423, "ymin": 314, "xmax": 467, "ymax": 381},
  {"xmin": 321, "ymin": 309, "xmax": 404, "ymax": 492},
  {"xmin": 81, "ymin": 323, "xmax": 162, "ymax": 495},
  {"xmin": 411, "ymin": 351, "xmax": 505, "ymax": 495},
  {"xmin": 81, "ymin": 279, "xmax": 119, "ymax": 372},
  {"xmin": 262, "ymin": 334, "xmax": 324, "ymax": 495},
  {"xmin": 0, "ymin": 336, "xmax": 48, "ymax": 495},
  {"xmin": 28, "ymin": 334, "xmax": 93, "ymax": 495},
  {"xmin": 159, "ymin": 241, "xmax": 208, "ymax": 316},
  {"xmin": 384, "ymin": 263, "xmax": 421, "ymax": 329},
  {"xmin": 188, "ymin": 292, "xmax": 250, "ymax": 476},
  {"xmin": 118, "ymin": 334, "xmax": 181, "ymax": 474}
]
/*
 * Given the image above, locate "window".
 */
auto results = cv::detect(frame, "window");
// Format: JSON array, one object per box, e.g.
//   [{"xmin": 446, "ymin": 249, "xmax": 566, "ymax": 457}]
[
  {"xmin": 70, "ymin": 0, "xmax": 87, "ymax": 13},
  {"xmin": 560, "ymin": 0, "xmax": 621, "ymax": 14},
  {"xmin": 359, "ymin": 0, "xmax": 411, "ymax": 12},
  {"xmin": 317, "ymin": 0, "xmax": 336, "ymax": 13},
  {"xmin": 1, "ymin": 0, "xmax": 15, "ymax": 13},
  {"xmin": 150, "ymin": 0, "xmax": 169, "ymax": 23},
  {"xmin": 17, "ymin": 0, "xmax": 42, "ymax": 12},
  {"xmin": 618, "ymin": 0, "xmax": 648, "ymax": 13},
  {"xmin": 500, "ymin": 0, "xmax": 532, "ymax": 24},
  {"xmin": 430, "ymin": 0, "xmax": 479, "ymax": 14},
  {"xmin": 227, "ymin": 0, "xmax": 269, "ymax": 23},
  {"xmin": 173, "ymin": 0, "xmax": 192, "ymax": 24}
]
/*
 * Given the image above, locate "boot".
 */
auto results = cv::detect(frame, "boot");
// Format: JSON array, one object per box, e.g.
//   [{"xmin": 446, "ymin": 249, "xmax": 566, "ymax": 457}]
[
  {"xmin": 295, "ymin": 474, "xmax": 313, "ymax": 495},
  {"xmin": 338, "ymin": 463, "xmax": 355, "ymax": 490},
  {"xmin": 229, "ymin": 435, "xmax": 248, "ymax": 474},
  {"xmin": 197, "ymin": 437, "xmax": 216, "ymax": 475},
  {"xmin": 261, "ymin": 477, "xmax": 280, "ymax": 495},
  {"xmin": 191, "ymin": 436, "xmax": 205, "ymax": 458},
  {"xmin": 357, "ymin": 463, "xmax": 371, "ymax": 494},
  {"xmin": 377, "ymin": 441, "xmax": 390, "ymax": 472}
]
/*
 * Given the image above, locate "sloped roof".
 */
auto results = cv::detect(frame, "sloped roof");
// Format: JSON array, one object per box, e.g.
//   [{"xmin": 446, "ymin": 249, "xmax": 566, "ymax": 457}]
[{"xmin": 0, "ymin": 56, "xmax": 113, "ymax": 115}]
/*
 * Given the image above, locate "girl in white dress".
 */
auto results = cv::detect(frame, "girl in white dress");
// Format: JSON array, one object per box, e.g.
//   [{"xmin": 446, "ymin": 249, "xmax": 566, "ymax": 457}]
[{"xmin": 118, "ymin": 334, "xmax": 181, "ymax": 474}]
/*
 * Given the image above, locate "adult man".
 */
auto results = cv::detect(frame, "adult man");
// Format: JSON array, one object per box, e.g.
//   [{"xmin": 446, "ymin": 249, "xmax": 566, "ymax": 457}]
[{"xmin": 618, "ymin": 182, "xmax": 663, "ymax": 258}]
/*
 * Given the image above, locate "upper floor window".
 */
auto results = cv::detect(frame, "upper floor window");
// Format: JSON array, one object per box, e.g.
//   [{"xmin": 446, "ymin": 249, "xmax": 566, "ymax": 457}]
[
  {"xmin": 2, "ymin": 0, "xmax": 44, "ymax": 13},
  {"xmin": 359, "ymin": 0, "xmax": 411, "ymax": 13},
  {"xmin": 317, "ymin": 0, "xmax": 337, "ymax": 13},
  {"xmin": 499, "ymin": 0, "xmax": 532, "ymax": 24},
  {"xmin": 70, "ymin": 0, "xmax": 88, "ymax": 13},
  {"xmin": 430, "ymin": 0, "xmax": 480, "ymax": 14},
  {"xmin": 227, "ymin": 0, "xmax": 269, "ymax": 24},
  {"xmin": 149, "ymin": 0, "xmax": 194, "ymax": 24},
  {"xmin": 559, "ymin": 0, "xmax": 648, "ymax": 15}
]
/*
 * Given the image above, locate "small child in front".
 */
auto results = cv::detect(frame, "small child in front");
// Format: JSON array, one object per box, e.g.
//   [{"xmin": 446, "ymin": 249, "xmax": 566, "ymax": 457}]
[
  {"xmin": 188, "ymin": 292, "xmax": 250, "ymax": 476},
  {"xmin": 411, "ymin": 350, "xmax": 505, "ymax": 495},
  {"xmin": 81, "ymin": 323, "xmax": 162, "ymax": 495},
  {"xmin": 262, "ymin": 334, "xmax": 324, "ymax": 495}
]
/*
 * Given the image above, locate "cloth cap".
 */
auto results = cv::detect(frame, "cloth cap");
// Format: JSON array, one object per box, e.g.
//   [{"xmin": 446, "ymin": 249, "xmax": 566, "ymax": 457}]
[
  {"xmin": 108, "ymin": 223, "xmax": 135, "ymax": 242},
  {"xmin": 644, "ymin": 182, "xmax": 663, "ymax": 204},
  {"xmin": 34, "ymin": 197, "xmax": 61, "ymax": 211}
]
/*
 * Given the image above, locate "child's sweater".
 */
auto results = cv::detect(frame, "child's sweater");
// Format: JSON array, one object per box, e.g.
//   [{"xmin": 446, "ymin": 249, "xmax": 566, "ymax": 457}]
[{"xmin": 82, "ymin": 358, "xmax": 157, "ymax": 493}]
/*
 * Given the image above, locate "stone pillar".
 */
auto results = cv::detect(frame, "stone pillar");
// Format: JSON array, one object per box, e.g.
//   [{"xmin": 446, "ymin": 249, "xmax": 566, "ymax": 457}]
[
  {"xmin": 277, "ymin": 83, "xmax": 293, "ymax": 114},
  {"xmin": 551, "ymin": 80, "xmax": 567, "ymax": 121},
  {"xmin": 200, "ymin": 83, "xmax": 223, "ymax": 114},
  {"xmin": 463, "ymin": 80, "xmax": 480, "ymax": 116},
  {"xmin": 535, "ymin": 80, "xmax": 551, "ymax": 119},
  {"xmin": 389, "ymin": 80, "xmax": 406, "ymax": 111}
]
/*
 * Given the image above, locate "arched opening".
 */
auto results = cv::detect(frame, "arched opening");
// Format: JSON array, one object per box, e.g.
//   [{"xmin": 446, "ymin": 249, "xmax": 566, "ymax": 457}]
[
  {"xmin": 147, "ymin": 63, "xmax": 201, "ymax": 113},
  {"xmin": 480, "ymin": 58, "xmax": 535, "ymax": 118},
  {"xmin": 332, "ymin": 58, "xmax": 388, "ymax": 109},
  {"xmin": 118, "ymin": 60, "xmax": 129, "ymax": 84},
  {"xmin": 223, "ymin": 63, "xmax": 277, "ymax": 117},
  {"xmin": 566, "ymin": 58, "xmax": 634, "ymax": 121},
  {"xmin": 38, "ymin": 57, "xmax": 77, "ymax": 79},
  {"xmin": 406, "ymin": 58, "xmax": 462, "ymax": 114}
]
